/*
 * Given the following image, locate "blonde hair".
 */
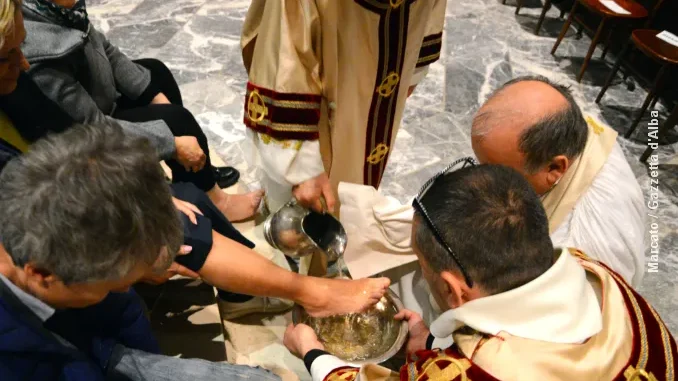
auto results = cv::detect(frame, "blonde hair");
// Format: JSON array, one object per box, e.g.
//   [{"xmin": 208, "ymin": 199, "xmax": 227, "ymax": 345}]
[{"xmin": 0, "ymin": 0, "xmax": 20, "ymax": 50}]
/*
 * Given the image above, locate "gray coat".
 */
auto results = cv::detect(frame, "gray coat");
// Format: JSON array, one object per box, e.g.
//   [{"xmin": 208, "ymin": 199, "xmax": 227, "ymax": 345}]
[{"xmin": 21, "ymin": 7, "xmax": 176, "ymax": 160}]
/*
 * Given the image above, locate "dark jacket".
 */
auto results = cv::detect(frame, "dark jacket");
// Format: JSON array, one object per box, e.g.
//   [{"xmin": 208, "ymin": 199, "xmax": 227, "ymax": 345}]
[
  {"xmin": 21, "ymin": 6, "xmax": 176, "ymax": 160},
  {"xmin": 0, "ymin": 280, "xmax": 159, "ymax": 381}
]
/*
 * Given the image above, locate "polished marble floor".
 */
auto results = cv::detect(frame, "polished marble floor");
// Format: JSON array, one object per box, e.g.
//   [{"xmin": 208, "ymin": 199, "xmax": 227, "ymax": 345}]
[{"xmin": 89, "ymin": 0, "xmax": 678, "ymax": 339}]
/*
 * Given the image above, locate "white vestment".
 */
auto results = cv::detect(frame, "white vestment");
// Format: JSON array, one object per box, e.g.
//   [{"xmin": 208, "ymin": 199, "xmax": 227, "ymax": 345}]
[{"xmin": 550, "ymin": 142, "xmax": 645, "ymax": 287}]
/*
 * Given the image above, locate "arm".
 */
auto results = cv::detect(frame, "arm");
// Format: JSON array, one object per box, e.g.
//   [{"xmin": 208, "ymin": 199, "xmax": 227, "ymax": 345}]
[
  {"xmin": 284, "ymin": 324, "xmax": 392, "ymax": 381},
  {"xmin": 27, "ymin": 63, "xmax": 176, "ymax": 160},
  {"xmin": 242, "ymin": 1, "xmax": 331, "ymax": 211},
  {"xmin": 98, "ymin": 30, "xmax": 157, "ymax": 103}
]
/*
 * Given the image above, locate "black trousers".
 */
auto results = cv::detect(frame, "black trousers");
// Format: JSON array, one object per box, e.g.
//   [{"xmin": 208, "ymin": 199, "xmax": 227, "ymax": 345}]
[
  {"xmin": 113, "ymin": 58, "xmax": 217, "ymax": 192},
  {"xmin": 172, "ymin": 182, "xmax": 253, "ymax": 302}
]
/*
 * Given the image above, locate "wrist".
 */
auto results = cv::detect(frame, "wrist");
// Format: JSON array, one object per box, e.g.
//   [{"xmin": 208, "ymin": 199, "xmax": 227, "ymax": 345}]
[{"xmin": 301, "ymin": 340, "xmax": 325, "ymax": 357}]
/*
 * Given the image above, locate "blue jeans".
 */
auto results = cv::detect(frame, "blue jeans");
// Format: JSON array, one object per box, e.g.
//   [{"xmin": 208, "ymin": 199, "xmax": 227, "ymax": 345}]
[{"xmin": 107, "ymin": 345, "xmax": 281, "ymax": 381}]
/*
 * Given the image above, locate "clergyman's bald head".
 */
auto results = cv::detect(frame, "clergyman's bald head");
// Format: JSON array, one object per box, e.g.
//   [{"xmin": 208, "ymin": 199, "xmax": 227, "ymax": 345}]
[{"xmin": 470, "ymin": 76, "xmax": 588, "ymax": 194}]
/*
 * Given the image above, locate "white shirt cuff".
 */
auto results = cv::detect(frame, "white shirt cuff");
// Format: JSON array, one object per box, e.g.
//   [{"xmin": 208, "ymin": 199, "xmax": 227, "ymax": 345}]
[
  {"xmin": 410, "ymin": 66, "xmax": 430, "ymax": 87},
  {"xmin": 310, "ymin": 354, "xmax": 353, "ymax": 381}
]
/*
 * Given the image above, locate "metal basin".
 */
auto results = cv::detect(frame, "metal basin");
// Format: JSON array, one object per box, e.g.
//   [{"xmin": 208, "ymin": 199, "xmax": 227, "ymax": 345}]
[
  {"xmin": 263, "ymin": 200, "xmax": 346, "ymax": 262},
  {"xmin": 292, "ymin": 289, "xmax": 408, "ymax": 365}
]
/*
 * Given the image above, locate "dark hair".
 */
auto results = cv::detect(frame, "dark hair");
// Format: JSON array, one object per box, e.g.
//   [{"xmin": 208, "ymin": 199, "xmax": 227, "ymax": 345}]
[
  {"xmin": 413, "ymin": 164, "xmax": 554, "ymax": 295},
  {"xmin": 479, "ymin": 75, "xmax": 588, "ymax": 173},
  {"xmin": 0, "ymin": 123, "xmax": 182, "ymax": 284}
]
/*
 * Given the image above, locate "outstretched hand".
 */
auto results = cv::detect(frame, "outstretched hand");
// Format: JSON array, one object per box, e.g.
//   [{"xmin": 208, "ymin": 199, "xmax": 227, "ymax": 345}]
[
  {"xmin": 284, "ymin": 323, "xmax": 325, "ymax": 358},
  {"xmin": 395, "ymin": 309, "xmax": 430, "ymax": 356}
]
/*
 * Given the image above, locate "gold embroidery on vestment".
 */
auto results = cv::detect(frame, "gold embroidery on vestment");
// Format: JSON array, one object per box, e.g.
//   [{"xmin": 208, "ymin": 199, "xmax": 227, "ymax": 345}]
[
  {"xmin": 260, "ymin": 134, "xmax": 303, "ymax": 150},
  {"xmin": 366, "ymin": 143, "xmax": 390, "ymax": 164},
  {"xmin": 586, "ymin": 116, "xmax": 605, "ymax": 135},
  {"xmin": 326, "ymin": 368, "xmax": 359, "ymax": 381},
  {"xmin": 624, "ymin": 365, "xmax": 658, "ymax": 381},
  {"xmin": 417, "ymin": 354, "xmax": 471, "ymax": 381},
  {"xmin": 376, "ymin": 72, "xmax": 400, "ymax": 97},
  {"xmin": 247, "ymin": 90, "xmax": 268, "ymax": 122}
]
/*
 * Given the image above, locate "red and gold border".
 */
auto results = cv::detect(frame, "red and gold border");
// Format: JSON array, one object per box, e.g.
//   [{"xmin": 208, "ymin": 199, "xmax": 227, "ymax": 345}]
[{"xmin": 243, "ymin": 82, "xmax": 322, "ymax": 140}]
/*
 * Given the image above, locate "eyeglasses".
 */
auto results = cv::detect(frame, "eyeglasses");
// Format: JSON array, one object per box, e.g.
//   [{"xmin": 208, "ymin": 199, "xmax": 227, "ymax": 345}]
[{"xmin": 412, "ymin": 156, "xmax": 477, "ymax": 288}]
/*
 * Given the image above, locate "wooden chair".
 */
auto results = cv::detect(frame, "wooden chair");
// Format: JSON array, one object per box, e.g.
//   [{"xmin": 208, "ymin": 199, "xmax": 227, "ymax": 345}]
[
  {"xmin": 640, "ymin": 103, "xmax": 677, "ymax": 162},
  {"xmin": 551, "ymin": 0, "xmax": 648, "ymax": 82},
  {"xmin": 596, "ymin": 29, "xmax": 678, "ymax": 138}
]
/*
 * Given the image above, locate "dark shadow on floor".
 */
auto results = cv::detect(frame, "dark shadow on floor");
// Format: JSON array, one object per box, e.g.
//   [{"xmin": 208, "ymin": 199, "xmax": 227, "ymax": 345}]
[{"xmin": 137, "ymin": 279, "xmax": 227, "ymax": 362}]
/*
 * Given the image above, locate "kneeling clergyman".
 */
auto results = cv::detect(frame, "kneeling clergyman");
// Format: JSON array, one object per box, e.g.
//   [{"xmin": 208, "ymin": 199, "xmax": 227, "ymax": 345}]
[{"xmin": 284, "ymin": 162, "xmax": 677, "ymax": 381}]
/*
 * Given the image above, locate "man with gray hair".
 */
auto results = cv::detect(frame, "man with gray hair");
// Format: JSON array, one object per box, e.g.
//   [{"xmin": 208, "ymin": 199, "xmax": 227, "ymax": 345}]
[
  {"xmin": 0, "ymin": 123, "xmax": 280, "ymax": 380},
  {"xmin": 471, "ymin": 75, "xmax": 645, "ymax": 287}
]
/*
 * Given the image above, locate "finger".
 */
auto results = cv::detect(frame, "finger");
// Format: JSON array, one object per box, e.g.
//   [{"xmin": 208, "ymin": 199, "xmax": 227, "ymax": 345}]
[
  {"xmin": 321, "ymin": 183, "xmax": 336, "ymax": 213},
  {"xmin": 185, "ymin": 202, "xmax": 203, "ymax": 216},
  {"xmin": 178, "ymin": 245, "xmax": 193, "ymax": 255},
  {"xmin": 182, "ymin": 208, "xmax": 197, "ymax": 224},
  {"xmin": 312, "ymin": 198, "xmax": 324, "ymax": 213},
  {"xmin": 173, "ymin": 264, "xmax": 199, "ymax": 279}
]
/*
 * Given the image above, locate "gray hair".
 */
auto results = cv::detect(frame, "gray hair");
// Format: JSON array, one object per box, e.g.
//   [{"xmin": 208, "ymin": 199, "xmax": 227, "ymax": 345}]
[
  {"xmin": 413, "ymin": 164, "xmax": 554, "ymax": 295},
  {"xmin": 0, "ymin": 123, "xmax": 182, "ymax": 284},
  {"xmin": 473, "ymin": 75, "xmax": 588, "ymax": 173}
]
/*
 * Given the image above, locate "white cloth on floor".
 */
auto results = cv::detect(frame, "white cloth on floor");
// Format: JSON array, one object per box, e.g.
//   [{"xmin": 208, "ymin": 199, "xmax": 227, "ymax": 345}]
[{"xmin": 550, "ymin": 142, "xmax": 645, "ymax": 287}]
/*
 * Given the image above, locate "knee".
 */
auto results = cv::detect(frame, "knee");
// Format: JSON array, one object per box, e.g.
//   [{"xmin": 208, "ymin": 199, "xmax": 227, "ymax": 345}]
[{"xmin": 138, "ymin": 58, "xmax": 173, "ymax": 78}]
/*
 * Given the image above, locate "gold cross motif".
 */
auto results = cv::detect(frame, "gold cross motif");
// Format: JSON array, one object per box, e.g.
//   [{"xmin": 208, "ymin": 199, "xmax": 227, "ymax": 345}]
[
  {"xmin": 390, "ymin": 0, "xmax": 405, "ymax": 8},
  {"xmin": 418, "ymin": 357, "xmax": 472, "ymax": 381},
  {"xmin": 366, "ymin": 143, "xmax": 390, "ymax": 164},
  {"xmin": 247, "ymin": 90, "xmax": 268, "ymax": 123},
  {"xmin": 376, "ymin": 72, "xmax": 400, "ymax": 97},
  {"xmin": 585, "ymin": 116, "xmax": 605, "ymax": 135},
  {"xmin": 624, "ymin": 365, "xmax": 658, "ymax": 381}
]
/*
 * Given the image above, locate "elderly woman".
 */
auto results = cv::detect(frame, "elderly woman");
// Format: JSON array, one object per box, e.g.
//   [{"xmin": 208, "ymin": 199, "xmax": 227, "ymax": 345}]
[{"xmin": 19, "ymin": 0, "xmax": 262, "ymax": 221}]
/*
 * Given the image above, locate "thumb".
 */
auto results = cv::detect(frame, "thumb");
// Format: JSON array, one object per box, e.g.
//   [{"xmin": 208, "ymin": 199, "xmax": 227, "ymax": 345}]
[{"xmin": 178, "ymin": 245, "xmax": 193, "ymax": 255}]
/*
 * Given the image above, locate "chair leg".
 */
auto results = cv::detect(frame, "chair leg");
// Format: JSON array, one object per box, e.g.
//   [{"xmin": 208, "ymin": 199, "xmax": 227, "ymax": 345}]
[
  {"xmin": 601, "ymin": 27, "xmax": 615, "ymax": 60},
  {"xmin": 552, "ymin": 1, "xmax": 579, "ymax": 55},
  {"xmin": 626, "ymin": 63, "xmax": 670, "ymax": 138},
  {"xmin": 640, "ymin": 103, "xmax": 678, "ymax": 162},
  {"xmin": 577, "ymin": 17, "xmax": 607, "ymax": 82},
  {"xmin": 559, "ymin": 9, "xmax": 566, "ymax": 18},
  {"xmin": 516, "ymin": 0, "xmax": 523, "ymax": 14},
  {"xmin": 535, "ymin": 0, "xmax": 552, "ymax": 36},
  {"xmin": 596, "ymin": 41, "xmax": 630, "ymax": 103}
]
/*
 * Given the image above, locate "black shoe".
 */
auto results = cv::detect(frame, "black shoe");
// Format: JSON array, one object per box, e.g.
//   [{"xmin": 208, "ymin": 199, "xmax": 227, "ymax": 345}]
[{"xmin": 213, "ymin": 166, "xmax": 240, "ymax": 188}]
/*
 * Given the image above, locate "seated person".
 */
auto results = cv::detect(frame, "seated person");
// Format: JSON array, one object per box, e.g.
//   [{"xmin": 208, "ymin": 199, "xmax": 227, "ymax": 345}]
[
  {"xmin": 285, "ymin": 164, "xmax": 676, "ymax": 381},
  {"xmin": 0, "ymin": 125, "xmax": 281, "ymax": 381},
  {"xmin": 0, "ymin": 6, "xmax": 391, "ymax": 318},
  {"xmin": 18, "ymin": 0, "xmax": 261, "ymax": 221},
  {"xmin": 471, "ymin": 76, "xmax": 645, "ymax": 287}
]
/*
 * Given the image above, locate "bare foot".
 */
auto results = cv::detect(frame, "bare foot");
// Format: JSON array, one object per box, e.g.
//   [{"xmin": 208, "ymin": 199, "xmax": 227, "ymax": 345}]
[
  {"xmin": 301, "ymin": 277, "xmax": 391, "ymax": 317},
  {"xmin": 208, "ymin": 188, "xmax": 264, "ymax": 222}
]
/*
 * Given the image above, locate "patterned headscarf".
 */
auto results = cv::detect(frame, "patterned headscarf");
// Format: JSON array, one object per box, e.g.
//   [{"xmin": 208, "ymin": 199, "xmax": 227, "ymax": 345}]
[{"xmin": 23, "ymin": 0, "xmax": 90, "ymax": 32}]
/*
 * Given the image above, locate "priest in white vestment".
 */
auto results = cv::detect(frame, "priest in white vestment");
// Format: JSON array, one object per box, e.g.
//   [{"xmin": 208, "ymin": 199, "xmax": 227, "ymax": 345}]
[{"xmin": 339, "ymin": 76, "xmax": 645, "ymax": 320}]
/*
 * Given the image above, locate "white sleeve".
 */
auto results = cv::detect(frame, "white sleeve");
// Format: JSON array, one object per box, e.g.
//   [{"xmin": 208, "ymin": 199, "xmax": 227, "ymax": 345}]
[
  {"xmin": 550, "ymin": 143, "xmax": 646, "ymax": 287},
  {"xmin": 410, "ymin": 66, "xmax": 429, "ymax": 87},
  {"xmin": 246, "ymin": 129, "xmax": 325, "ymax": 187}
]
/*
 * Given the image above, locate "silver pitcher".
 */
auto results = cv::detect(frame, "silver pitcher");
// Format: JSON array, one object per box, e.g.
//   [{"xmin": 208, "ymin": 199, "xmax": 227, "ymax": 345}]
[{"xmin": 263, "ymin": 199, "xmax": 346, "ymax": 262}]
